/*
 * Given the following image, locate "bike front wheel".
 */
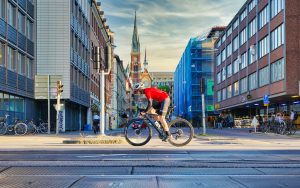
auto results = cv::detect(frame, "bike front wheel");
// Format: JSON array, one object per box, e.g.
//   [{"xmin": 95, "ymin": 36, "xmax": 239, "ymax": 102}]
[
  {"xmin": 14, "ymin": 123, "xmax": 28, "ymax": 135},
  {"xmin": 168, "ymin": 118, "xmax": 194, "ymax": 147},
  {"xmin": 124, "ymin": 118, "xmax": 152, "ymax": 146},
  {"xmin": 0, "ymin": 122, "xmax": 7, "ymax": 135}
]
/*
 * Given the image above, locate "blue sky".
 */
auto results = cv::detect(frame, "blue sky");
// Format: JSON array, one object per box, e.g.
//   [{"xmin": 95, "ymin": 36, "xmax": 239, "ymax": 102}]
[{"xmin": 100, "ymin": 0, "xmax": 245, "ymax": 72}]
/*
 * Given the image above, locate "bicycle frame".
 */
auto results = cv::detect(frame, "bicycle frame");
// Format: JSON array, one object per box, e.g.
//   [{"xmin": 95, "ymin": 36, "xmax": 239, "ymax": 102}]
[{"xmin": 143, "ymin": 114, "xmax": 166, "ymax": 139}]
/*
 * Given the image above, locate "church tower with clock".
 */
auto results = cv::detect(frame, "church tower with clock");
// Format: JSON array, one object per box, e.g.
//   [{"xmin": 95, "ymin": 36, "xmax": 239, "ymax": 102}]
[{"xmin": 130, "ymin": 11, "xmax": 141, "ymax": 85}]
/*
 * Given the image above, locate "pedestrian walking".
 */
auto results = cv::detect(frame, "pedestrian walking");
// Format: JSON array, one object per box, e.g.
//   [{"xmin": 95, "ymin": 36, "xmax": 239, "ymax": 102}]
[
  {"xmin": 92, "ymin": 113, "xmax": 100, "ymax": 134},
  {"xmin": 251, "ymin": 116, "xmax": 259, "ymax": 133}
]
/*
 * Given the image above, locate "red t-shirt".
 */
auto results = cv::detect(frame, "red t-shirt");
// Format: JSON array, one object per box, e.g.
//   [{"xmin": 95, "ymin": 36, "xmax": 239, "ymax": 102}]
[{"xmin": 144, "ymin": 87, "xmax": 169, "ymax": 102}]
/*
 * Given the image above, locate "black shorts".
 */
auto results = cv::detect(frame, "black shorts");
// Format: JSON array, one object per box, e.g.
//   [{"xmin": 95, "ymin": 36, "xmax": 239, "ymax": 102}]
[{"xmin": 152, "ymin": 97, "xmax": 170, "ymax": 116}]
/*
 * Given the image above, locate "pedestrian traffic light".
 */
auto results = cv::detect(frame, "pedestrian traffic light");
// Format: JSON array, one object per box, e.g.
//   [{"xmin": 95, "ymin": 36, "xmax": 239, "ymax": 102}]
[
  {"xmin": 56, "ymin": 81, "xmax": 63, "ymax": 96},
  {"xmin": 200, "ymin": 78, "xmax": 206, "ymax": 94}
]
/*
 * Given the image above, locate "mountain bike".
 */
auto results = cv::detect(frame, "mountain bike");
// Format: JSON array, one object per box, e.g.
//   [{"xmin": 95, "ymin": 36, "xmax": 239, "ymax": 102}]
[
  {"xmin": 0, "ymin": 114, "xmax": 28, "ymax": 135},
  {"xmin": 124, "ymin": 106, "xmax": 194, "ymax": 147}
]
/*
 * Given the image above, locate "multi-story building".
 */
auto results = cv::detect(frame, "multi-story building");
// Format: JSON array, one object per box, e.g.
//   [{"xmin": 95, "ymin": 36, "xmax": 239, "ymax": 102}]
[
  {"xmin": 214, "ymin": 0, "xmax": 300, "ymax": 117},
  {"xmin": 89, "ymin": 1, "xmax": 113, "ymax": 127},
  {"xmin": 0, "ymin": 0, "xmax": 36, "ymax": 122},
  {"xmin": 110, "ymin": 55, "xmax": 127, "ymax": 129},
  {"xmin": 174, "ymin": 27, "xmax": 224, "ymax": 121},
  {"xmin": 149, "ymin": 72, "xmax": 174, "ymax": 106},
  {"xmin": 37, "ymin": 0, "xmax": 91, "ymax": 131}
]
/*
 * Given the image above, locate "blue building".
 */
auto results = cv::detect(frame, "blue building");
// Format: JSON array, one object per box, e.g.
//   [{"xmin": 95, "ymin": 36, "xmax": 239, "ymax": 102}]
[
  {"xmin": 174, "ymin": 27, "xmax": 225, "ymax": 122},
  {"xmin": 0, "ymin": 0, "xmax": 36, "ymax": 122}
]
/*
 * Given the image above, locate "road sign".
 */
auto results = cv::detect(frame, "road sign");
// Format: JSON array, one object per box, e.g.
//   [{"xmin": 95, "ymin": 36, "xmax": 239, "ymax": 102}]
[{"xmin": 263, "ymin": 95, "xmax": 269, "ymax": 105}]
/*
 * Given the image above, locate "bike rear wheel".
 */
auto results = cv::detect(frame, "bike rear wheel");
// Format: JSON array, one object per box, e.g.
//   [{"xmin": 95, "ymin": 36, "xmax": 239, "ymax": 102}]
[
  {"xmin": 124, "ymin": 118, "xmax": 152, "ymax": 146},
  {"xmin": 168, "ymin": 118, "xmax": 194, "ymax": 147},
  {"xmin": 0, "ymin": 122, "xmax": 7, "ymax": 135},
  {"xmin": 14, "ymin": 123, "xmax": 28, "ymax": 135}
]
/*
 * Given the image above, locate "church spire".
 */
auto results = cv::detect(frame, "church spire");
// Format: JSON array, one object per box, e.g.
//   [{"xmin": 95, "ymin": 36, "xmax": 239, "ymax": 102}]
[
  {"xmin": 132, "ymin": 11, "xmax": 140, "ymax": 53},
  {"xmin": 144, "ymin": 48, "xmax": 148, "ymax": 70}
]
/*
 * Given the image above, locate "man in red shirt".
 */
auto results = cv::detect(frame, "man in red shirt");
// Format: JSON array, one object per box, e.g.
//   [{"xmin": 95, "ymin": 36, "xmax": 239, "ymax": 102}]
[{"xmin": 134, "ymin": 83, "xmax": 171, "ymax": 140}]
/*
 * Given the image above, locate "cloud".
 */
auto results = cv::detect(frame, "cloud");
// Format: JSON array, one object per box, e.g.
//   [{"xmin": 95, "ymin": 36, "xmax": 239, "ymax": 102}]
[{"xmin": 100, "ymin": 0, "xmax": 245, "ymax": 72}]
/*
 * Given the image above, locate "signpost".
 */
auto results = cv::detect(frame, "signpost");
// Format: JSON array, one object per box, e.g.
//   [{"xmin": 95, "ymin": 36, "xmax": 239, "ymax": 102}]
[{"xmin": 263, "ymin": 95, "xmax": 270, "ymax": 121}]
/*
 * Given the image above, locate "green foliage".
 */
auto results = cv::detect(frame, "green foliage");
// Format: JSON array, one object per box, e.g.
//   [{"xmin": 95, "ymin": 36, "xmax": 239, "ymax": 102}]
[{"xmin": 158, "ymin": 85, "xmax": 170, "ymax": 93}]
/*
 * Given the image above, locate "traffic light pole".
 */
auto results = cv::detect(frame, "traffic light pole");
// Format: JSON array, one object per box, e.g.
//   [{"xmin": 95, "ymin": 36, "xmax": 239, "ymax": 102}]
[
  {"xmin": 100, "ymin": 69, "xmax": 105, "ymax": 135},
  {"xmin": 56, "ymin": 93, "xmax": 60, "ymax": 135},
  {"xmin": 201, "ymin": 93, "xmax": 206, "ymax": 135}
]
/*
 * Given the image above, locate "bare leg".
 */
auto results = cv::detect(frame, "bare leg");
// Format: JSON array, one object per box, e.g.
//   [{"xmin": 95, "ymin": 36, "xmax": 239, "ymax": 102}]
[{"xmin": 158, "ymin": 115, "xmax": 169, "ymax": 132}]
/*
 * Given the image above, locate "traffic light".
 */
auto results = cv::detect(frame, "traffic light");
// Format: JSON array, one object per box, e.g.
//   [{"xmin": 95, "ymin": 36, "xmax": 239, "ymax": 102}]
[
  {"xmin": 56, "ymin": 81, "xmax": 63, "ymax": 96},
  {"xmin": 200, "ymin": 78, "xmax": 206, "ymax": 94}
]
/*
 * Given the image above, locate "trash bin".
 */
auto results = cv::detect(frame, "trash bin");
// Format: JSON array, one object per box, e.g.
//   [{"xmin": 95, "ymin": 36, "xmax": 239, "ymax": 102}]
[{"xmin": 84, "ymin": 124, "xmax": 91, "ymax": 131}]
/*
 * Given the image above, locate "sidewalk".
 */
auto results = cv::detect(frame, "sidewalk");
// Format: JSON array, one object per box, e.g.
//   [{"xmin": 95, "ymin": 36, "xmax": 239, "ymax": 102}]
[{"xmin": 0, "ymin": 127, "xmax": 299, "ymax": 151}]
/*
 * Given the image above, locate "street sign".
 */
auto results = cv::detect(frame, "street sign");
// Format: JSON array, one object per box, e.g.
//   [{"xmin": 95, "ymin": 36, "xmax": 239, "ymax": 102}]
[{"xmin": 263, "ymin": 95, "xmax": 269, "ymax": 105}]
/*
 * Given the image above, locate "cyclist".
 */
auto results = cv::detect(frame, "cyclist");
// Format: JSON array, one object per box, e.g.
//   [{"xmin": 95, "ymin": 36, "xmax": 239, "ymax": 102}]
[{"xmin": 134, "ymin": 82, "xmax": 171, "ymax": 141}]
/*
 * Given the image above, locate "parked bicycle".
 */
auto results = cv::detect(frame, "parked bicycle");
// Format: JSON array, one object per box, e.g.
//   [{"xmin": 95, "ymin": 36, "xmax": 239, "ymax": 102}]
[
  {"xmin": 0, "ymin": 114, "xmax": 28, "ymax": 135},
  {"xmin": 123, "ymin": 106, "xmax": 194, "ymax": 147},
  {"xmin": 26, "ymin": 119, "xmax": 48, "ymax": 134},
  {"xmin": 259, "ymin": 119, "xmax": 297, "ymax": 135}
]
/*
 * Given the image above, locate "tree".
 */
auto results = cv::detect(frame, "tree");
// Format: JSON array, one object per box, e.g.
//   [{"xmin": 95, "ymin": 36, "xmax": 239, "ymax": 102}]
[{"xmin": 158, "ymin": 85, "xmax": 170, "ymax": 93}]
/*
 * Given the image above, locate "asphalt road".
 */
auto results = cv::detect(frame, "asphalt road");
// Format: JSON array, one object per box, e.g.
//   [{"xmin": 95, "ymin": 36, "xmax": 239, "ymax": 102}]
[{"xmin": 0, "ymin": 149, "xmax": 300, "ymax": 188}]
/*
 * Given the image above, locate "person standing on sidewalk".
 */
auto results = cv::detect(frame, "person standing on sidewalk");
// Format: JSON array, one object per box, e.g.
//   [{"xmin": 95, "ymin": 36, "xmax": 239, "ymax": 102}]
[{"xmin": 92, "ymin": 113, "xmax": 100, "ymax": 134}]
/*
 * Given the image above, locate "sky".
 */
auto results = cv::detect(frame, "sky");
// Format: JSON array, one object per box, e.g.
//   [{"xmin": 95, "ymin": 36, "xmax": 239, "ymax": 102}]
[{"xmin": 99, "ymin": 0, "xmax": 246, "ymax": 72}]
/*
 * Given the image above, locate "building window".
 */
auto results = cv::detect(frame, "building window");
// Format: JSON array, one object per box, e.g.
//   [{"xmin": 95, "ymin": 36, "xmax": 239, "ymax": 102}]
[
  {"xmin": 7, "ymin": 46, "xmax": 16, "ymax": 71},
  {"xmin": 233, "ymin": 81, "xmax": 239, "ymax": 96},
  {"xmin": 240, "ymin": 27, "xmax": 247, "ymax": 46},
  {"xmin": 216, "ymin": 54, "xmax": 221, "ymax": 66},
  {"xmin": 233, "ymin": 19, "xmax": 239, "ymax": 30},
  {"xmin": 222, "ymin": 88, "xmax": 226, "ymax": 101},
  {"xmin": 233, "ymin": 58, "xmax": 239, "ymax": 74},
  {"xmin": 271, "ymin": 0, "xmax": 284, "ymax": 19},
  {"xmin": 248, "ymin": 0, "xmax": 257, "ymax": 12},
  {"xmin": 248, "ymin": 18, "xmax": 257, "ymax": 39},
  {"xmin": 227, "ymin": 85, "xmax": 232, "ymax": 98},
  {"xmin": 221, "ymin": 34, "xmax": 226, "ymax": 43},
  {"xmin": 240, "ymin": 77, "xmax": 248, "ymax": 94},
  {"xmin": 240, "ymin": 8, "xmax": 247, "ymax": 22},
  {"xmin": 221, "ymin": 49, "xmax": 226, "ymax": 62},
  {"xmin": 258, "ymin": 35, "xmax": 269, "ymax": 58},
  {"xmin": 240, "ymin": 52, "xmax": 247, "ymax": 70},
  {"xmin": 217, "ymin": 91, "xmax": 221, "ymax": 102},
  {"xmin": 0, "ymin": 43, "xmax": 4, "ymax": 66},
  {"xmin": 249, "ymin": 72, "xmax": 257, "ymax": 90},
  {"xmin": 217, "ymin": 72, "xmax": 221, "ymax": 84},
  {"xmin": 259, "ymin": 5, "xmax": 269, "ymax": 30},
  {"xmin": 226, "ymin": 42, "xmax": 232, "ymax": 57},
  {"xmin": 271, "ymin": 24, "xmax": 284, "ymax": 51},
  {"xmin": 233, "ymin": 36, "xmax": 239, "ymax": 52},
  {"xmin": 0, "ymin": 0, "xmax": 5, "ymax": 19},
  {"xmin": 8, "ymin": 2, "xmax": 16, "ymax": 27},
  {"xmin": 216, "ymin": 40, "xmax": 221, "ymax": 48},
  {"xmin": 17, "ymin": 52, "xmax": 26, "ymax": 75},
  {"xmin": 18, "ymin": 11, "xmax": 25, "ymax": 33},
  {"xmin": 271, "ymin": 58, "xmax": 284, "ymax": 82},
  {"xmin": 227, "ymin": 64, "xmax": 232, "ymax": 78},
  {"xmin": 248, "ymin": 47, "xmax": 256, "ymax": 64},
  {"xmin": 221, "ymin": 67, "xmax": 226, "ymax": 81},
  {"xmin": 227, "ymin": 26, "xmax": 232, "ymax": 37},
  {"xmin": 27, "ymin": 58, "xmax": 33, "ymax": 79},
  {"xmin": 259, "ymin": 66, "xmax": 269, "ymax": 87},
  {"xmin": 27, "ymin": 19, "xmax": 34, "ymax": 41}
]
